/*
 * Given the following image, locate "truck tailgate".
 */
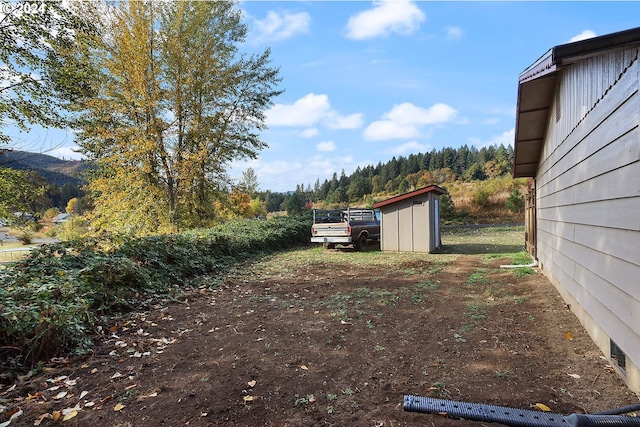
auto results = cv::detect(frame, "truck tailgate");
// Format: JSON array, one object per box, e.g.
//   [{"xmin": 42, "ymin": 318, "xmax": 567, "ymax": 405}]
[{"xmin": 312, "ymin": 224, "xmax": 350, "ymax": 236}]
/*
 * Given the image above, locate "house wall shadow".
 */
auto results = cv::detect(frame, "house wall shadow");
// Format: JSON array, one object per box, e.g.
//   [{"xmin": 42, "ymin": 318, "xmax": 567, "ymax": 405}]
[{"xmin": 435, "ymin": 243, "xmax": 525, "ymax": 255}]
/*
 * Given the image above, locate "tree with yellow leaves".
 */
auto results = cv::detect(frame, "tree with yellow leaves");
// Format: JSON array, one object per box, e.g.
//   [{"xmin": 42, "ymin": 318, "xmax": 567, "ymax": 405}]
[{"xmin": 73, "ymin": 1, "xmax": 282, "ymax": 234}]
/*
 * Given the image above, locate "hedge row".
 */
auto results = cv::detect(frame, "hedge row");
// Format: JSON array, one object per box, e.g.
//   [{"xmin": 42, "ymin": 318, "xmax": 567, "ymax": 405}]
[{"xmin": 0, "ymin": 214, "xmax": 312, "ymax": 375}]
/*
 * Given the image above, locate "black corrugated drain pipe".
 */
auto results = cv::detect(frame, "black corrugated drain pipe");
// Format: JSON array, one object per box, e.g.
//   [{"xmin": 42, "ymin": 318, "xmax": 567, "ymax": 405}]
[
  {"xmin": 403, "ymin": 395, "xmax": 640, "ymax": 427},
  {"xmin": 594, "ymin": 404, "xmax": 640, "ymax": 416}
]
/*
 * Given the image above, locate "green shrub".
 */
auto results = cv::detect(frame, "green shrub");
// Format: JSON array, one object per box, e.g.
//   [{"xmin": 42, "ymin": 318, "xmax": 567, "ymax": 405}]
[
  {"xmin": 472, "ymin": 189, "xmax": 490, "ymax": 207},
  {"xmin": 506, "ymin": 189, "xmax": 525, "ymax": 213},
  {"xmin": 0, "ymin": 215, "xmax": 312, "ymax": 373},
  {"xmin": 57, "ymin": 216, "xmax": 90, "ymax": 241},
  {"xmin": 44, "ymin": 226, "xmax": 58, "ymax": 238},
  {"xmin": 439, "ymin": 192, "xmax": 456, "ymax": 220},
  {"xmin": 18, "ymin": 229, "xmax": 33, "ymax": 244}
]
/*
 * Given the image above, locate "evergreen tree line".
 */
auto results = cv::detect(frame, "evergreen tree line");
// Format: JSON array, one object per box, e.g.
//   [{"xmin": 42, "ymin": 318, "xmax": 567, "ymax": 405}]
[{"xmin": 257, "ymin": 144, "xmax": 515, "ymax": 212}]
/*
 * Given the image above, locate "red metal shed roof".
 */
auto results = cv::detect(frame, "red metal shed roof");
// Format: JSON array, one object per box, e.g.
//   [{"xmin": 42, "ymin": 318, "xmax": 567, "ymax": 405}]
[{"xmin": 372, "ymin": 185, "xmax": 446, "ymax": 209}]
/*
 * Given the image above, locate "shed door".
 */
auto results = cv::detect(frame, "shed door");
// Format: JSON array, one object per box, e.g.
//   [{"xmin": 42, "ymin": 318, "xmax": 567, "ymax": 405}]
[
  {"xmin": 398, "ymin": 202, "xmax": 413, "ymax": 252},
  {"xmin": 384, "ymin": 209, "xmax": 399, "ymax": 251},
  {"xmin": 412, "ymin": 200, "xmax": 430, "ymax": 252}
]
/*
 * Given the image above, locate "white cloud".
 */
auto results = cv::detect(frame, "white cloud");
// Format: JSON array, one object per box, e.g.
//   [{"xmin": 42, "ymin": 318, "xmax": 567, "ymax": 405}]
[
  {"xmin": 385, "ymin": 102, "xmax": 457, "ymax": 125},
  {"xmin": 251, "ymin": 11, "xmax": 310, "ymax": 42},
  {"xmin": 300, "ymin": 128, "xmax": 319, "ymax": 138},
  {"xmin": 364, "ymin": 102, "xmax": 458, "ymax": 141},
  {"xmin": 307, "ymin": 154, "xmax": 359, "ymax": 178},
  {"xmin": 231, "ymin": 150, "xmax": 379, "ymax": 192},
  {"xmin": 446, "ymin": 26, "xmax": 463, "ymax": 40},
  {"xmin": 345, "ymin": 0, "xmax": 425, "ymax": 40},
  {"xmin": 324, "ymin": 112, "xmax": 364, "ymax": 130},
  {"xmin": 364, "ymin": 120, "xmax": 419, "ymax": 141},
  {"xmin": 317, "ymin": 141, "xmax": 336, "ymax": 152},
  {"xmin": 266, "ymin": 93, "xmax": 331, "ymax": 127},
  {"xmin": 259, "ymin": 159, "xmax": 303, "ymax": 176},
  {"xmin": 49, "ymin": 145, "xmax": 85, "ymax": 160},
  {"xmin": 233, "ymin": 158, "xmax": 304, "ymax": 190},
  {"xmin": 568, "ymin": 30, "xmax": 596, "ymax": 43},
  {"xmin": 232, "ymin": 154, "xmax": 362, "ymax": 192},
  {"xmin": 265, "ymin": 93, "xmax": 363, "ymax": 130},
  {"xmin": 469, "ymin": 128, "xmax": 515, "ymax": 148},
  {"xmin": 389, "ymin": 141, "xmax": 432, "ymax": 155}
]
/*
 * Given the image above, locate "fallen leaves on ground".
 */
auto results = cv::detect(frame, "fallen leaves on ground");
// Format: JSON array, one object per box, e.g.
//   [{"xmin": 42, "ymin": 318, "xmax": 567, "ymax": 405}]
[
  {"xmin": 62, "ymin": 410, "xmax": 78, "ymax": 421},
  {"xmin": 4, "ymin": 309, "xmax": 180, "ymax": 426},
  {"xmin": 0, "ymin": 408, "xmax": 22, "ymax": 427},
  {"xmin": 535, "ymin": 403, "xmax": 552, "ymax": 412}
]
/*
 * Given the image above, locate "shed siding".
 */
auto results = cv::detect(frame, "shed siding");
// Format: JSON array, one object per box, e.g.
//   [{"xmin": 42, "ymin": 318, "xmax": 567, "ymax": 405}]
[
  {"xmin": 382, "ymin": 209, "xmax": 399, "ymax": 251},
  {"xmin": 433, "ymin": 197, "xmax": 440, "ymax": 249},
  {"xmin": 412, "ymin": 199, "xmax": 430, "ymax": 252},
  {"xmin": 535, "ymin": 47, "xmax": 640, "ymax": 389},
  {"xmin": 397, "ymin": 201, "xmax": 413, "ymax": 252}
]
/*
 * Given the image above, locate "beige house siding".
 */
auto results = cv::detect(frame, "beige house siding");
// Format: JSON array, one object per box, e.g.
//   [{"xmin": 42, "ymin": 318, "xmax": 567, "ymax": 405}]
[{"xmin": 534, "ymin": 46, "xmax": 640, "ymax": 393}]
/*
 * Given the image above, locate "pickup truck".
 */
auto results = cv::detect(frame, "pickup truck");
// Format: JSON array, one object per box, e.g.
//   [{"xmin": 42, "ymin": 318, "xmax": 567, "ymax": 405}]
[{"xmin": 310, "ymin": 208, "xmax": 380, "ymax": 251}]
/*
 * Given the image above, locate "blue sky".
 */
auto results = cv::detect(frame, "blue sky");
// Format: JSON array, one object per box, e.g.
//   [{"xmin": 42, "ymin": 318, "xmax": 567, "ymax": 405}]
[{"xmin": 7, "ymin": 1, "xmax": 640, "ymax": 192}]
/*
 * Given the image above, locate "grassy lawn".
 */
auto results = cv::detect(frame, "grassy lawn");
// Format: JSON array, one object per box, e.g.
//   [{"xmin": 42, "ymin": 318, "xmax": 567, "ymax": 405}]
[
  {"xmin": 258, "ymin": 225, "xmax": 529, "ymax": 268},
  {"xmin": 0, "ymin": 241, "xmax": 36, "ymax": 263}
]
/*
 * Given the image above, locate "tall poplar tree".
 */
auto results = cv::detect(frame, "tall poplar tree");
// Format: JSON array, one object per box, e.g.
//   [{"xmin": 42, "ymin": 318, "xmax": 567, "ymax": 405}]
[
  {"xmin": 0, "ymin": 1, "xmax": 96, "ymax": 145},
  {"xmin": 75, "ymin": 1, "xmax": 282, "ymax": 233}
]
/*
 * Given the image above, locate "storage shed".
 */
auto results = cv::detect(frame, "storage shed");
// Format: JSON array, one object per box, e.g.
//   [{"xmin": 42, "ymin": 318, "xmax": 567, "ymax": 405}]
[
  {"xmin": 514, "ymin": 26, "xmax": 640, "ymax": 393},
  {"xmin": 372, "ymin": 185, "xmax": 446, "ymax": 253}
]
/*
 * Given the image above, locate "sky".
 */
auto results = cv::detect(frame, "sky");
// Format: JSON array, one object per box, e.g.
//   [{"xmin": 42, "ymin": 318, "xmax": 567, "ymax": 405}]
[{"xmin": 7, "ymin": 1, "xmax": 640, "ymax": 193}]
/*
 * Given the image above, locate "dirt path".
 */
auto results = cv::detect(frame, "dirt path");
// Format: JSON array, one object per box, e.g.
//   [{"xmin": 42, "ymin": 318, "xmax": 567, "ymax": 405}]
[{"xmin": 2, "ymin": 241, "xmax": 638, "ymax": 426}]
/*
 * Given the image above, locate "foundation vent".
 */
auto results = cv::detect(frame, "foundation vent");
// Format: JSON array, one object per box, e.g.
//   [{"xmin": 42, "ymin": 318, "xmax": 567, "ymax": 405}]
[{"xmin": 610, "ymin": 339, "xmax": 626, "ymax": 376}]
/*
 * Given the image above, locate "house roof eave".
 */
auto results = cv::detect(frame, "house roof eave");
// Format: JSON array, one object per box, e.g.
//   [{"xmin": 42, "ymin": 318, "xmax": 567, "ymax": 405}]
[{"xmin": 512, "ymin": 26, "xmax": 640, "ymax": 178}]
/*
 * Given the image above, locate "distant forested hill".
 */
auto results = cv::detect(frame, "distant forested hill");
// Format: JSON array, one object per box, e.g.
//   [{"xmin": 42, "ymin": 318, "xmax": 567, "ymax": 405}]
[
  {"xmin": 257, "ymin": 143, "xmax": 528, "ymax": 223},
  {"xmin": 0, "ymin": 150, "xmax": 87, "ymax": 188},
  {"xmin": 264, "ymin": 144, "xmax": 516, "ymax": 206}
]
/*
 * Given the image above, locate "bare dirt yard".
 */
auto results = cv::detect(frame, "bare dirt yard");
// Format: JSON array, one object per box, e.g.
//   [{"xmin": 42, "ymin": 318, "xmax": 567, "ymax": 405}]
[{"xmin": 2, "ymin": 226, "xmax": 638, "ymax": 426}]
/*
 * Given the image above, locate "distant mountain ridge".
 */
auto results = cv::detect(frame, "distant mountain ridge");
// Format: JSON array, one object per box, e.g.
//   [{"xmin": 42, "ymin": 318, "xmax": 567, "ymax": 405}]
[{"xmin": 0, "ymin": 150, "xmax": 88, "ymax": 188}]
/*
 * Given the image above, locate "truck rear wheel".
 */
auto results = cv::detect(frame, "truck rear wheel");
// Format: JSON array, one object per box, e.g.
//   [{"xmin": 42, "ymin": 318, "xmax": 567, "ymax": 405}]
[{"xmin": 355, "ymin": 234, "xmax": 367, "ymax": 251}]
